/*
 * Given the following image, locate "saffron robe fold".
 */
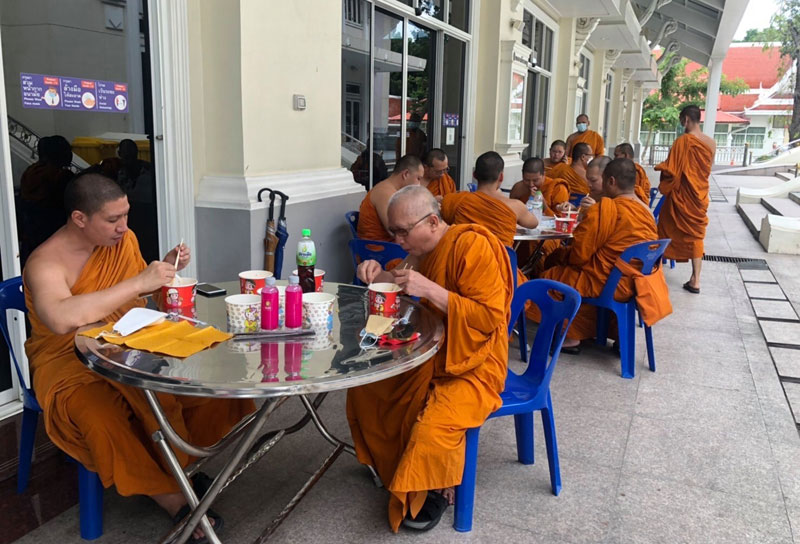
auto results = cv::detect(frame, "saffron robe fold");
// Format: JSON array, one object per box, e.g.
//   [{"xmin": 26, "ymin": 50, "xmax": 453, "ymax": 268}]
[
  {"xmin": 24, "ymin": 230, "xmax": 254, "ymax": 496},
  {"xmin": 634, "ymin": 163, "xmax": 651, "ymax": 206},
  {"xmin": 532, "ymin": 197, "xmax": 658, "ymax": 340},
  {"xmin": 426, "ymin": 172, "xmax": 456, "ymax": 198},
  {"xmin": 346, "ymin": 224, "xmax": 513, "ymax": 532},
  {"xmin": 543, "ymin": 158, "xmax": 568, "ymax": 176},
  {"xmin": 357, "ymin": 190, "xmax": 393, "ymax": 241},
  {"xmin": 548, "ymin": 163, "xmax": 589, "ymax": 195},
  {"xmin": 566, "ymin": 130, "xmax": 605, "ymax": 157},
  {"xmin": 656, "ymin": 133, "xmax": 713, "ymax": 260},
  {"xmin": 440, "ymin": 191, "xmax": 518, "ymax": 247}
]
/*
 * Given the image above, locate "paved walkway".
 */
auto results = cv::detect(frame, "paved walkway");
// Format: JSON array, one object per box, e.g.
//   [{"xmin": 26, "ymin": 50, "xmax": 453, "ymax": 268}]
[{"xmin": 15, "ymin": 170, "xmax": 800, "ymax": 543}]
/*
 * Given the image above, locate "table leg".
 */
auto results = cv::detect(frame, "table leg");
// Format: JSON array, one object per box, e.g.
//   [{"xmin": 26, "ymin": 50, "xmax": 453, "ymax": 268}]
[{"xmin": 520, "ymin": 240, "xmax": 547, "ymax": 278}]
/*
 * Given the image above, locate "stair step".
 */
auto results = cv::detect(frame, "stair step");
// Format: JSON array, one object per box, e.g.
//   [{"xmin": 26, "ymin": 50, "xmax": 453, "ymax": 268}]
[
  {"xmin": 776, "ymin": 171, "xmax": 795, "ymax": 182},
  {"xmin": 790, "ymin": 192, "xmax": 800, "ymax": 206},
  {"xmin": 761, "ymin": 197, "xmax": 800, "ymax": 217},
  {"xmin": 737, "ymin": 202, "xmax": 768, "ymax": 236}
]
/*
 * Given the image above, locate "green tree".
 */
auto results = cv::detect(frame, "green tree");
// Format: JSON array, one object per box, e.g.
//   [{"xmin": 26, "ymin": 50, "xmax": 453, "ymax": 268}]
[
  {"xmin": 737, "ymin": 27, "xmax": 782, "ymax": 42},
  {"xmin": 767, "ymin": 1, "xmax": 800, "ymax": 140},
  {"xmin": 642, "ymin": 56, "xmax": 747, "ymax": 152}
]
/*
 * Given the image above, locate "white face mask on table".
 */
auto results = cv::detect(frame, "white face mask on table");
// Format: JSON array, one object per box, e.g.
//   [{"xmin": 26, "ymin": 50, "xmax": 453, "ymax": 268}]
[{"xmin": 111, "ymin": 308, "xmax": 167, "ymax": 336}]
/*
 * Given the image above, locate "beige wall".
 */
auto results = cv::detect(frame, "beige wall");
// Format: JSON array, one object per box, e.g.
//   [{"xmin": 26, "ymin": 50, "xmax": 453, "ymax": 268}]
[{"xmin": 474, "ymin": 2, "xmax": 501, "ymax": 156}]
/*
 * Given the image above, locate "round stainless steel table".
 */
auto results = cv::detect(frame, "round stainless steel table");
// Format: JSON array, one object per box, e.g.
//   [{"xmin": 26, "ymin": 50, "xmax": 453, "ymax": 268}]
[
  {"xmin": 513, "ymin": 228, "xmax": 573, "ymax": 276},
  {"xmin": 75, "ymin": 281, "xmax": 443, "ymax": 544}
]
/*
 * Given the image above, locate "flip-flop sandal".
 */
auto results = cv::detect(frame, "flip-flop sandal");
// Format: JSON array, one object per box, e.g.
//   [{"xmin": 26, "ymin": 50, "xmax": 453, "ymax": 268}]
[
  {"xmin": 560, "ymin": 344, "xmax": 582, "ymax": 355},
  {"xmin": 682, "ymin": 282, "xmax": 700, "ymax": 294},
  {"xmin": 172, "ymin": 504, "xmax": 224, "ymax": 544},
  {"xmin": 402, "ymin": 491, "xmax": 449, "ymax": 531}
]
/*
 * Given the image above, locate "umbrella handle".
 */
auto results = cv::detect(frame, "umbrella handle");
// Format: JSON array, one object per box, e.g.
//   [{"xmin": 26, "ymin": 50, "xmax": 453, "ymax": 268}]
[
  {"xmin": 257, "ymin": 187, "xmax": 272, "ymax": 202},
  {"xmin": 275, "ymin": 190, "xmax": 289, "ymax": 219}
]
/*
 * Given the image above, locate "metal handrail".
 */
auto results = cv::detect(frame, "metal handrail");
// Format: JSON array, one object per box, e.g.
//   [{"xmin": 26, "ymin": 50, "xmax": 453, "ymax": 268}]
[
  {"xmin": 341, "ymin": 131, "xmax": 367, "ymax": 151},
  {"xmin": 8, "ymin": 114, "xmax": 84, "ymax": 171}
]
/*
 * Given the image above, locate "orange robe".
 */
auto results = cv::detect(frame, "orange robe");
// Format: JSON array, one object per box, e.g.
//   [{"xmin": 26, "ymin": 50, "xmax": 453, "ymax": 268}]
[
  {"xmin": 357, "ymin": 190, "xmax": 393, "ymax": 241},
  {"xmin": 656, "ymin": 133, "xmax": 712, "ymax": 260},
  {"xmin": 24, "ymin": 231, "xmax": 254, "ymax": 496},
  {"xmin": 634, "ymin": 163, "xmax": 651, "ymax": 206},
  {"xmin": 566, "ymin": 129, "xmax": 605, "ymax": 157},
  {"xmin": 441, "ymin": 191, "xmax": 518, "ymax": 247},
  {"xmin": 347, "ymin": 224, "xmax": 512, "ymax": 532},
  {"xmin": 548, "ymin": 163, "xmax": 589, "ymax": 195},
  {"xmin": 532, "ymin": 197, "xmax": 658, "ymax": 340},
  {"xmin": 543, "ymin": 158, "xmax": 568, "ymax": 176},
  {"xmin": 426, "ymin": 172, "xmax": 456, "ymax": 198}
]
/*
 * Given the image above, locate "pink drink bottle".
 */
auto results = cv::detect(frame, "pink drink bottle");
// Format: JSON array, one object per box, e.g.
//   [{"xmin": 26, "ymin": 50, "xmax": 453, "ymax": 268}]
[
  {"xmin": 284, "ymin": 275, "xmax": 303, "ymax": 329},
  {"xmin": 285, "ymin": 342, "xmax": 303, "ymax": 381},
  {"xmin": 260, "ymin": 277, "xmax": 279, "ymax": 330}
]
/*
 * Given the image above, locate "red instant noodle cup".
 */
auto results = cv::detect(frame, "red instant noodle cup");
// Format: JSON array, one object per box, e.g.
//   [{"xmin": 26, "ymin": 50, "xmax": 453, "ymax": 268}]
[{"xmin": 367, "ymin": 282, "xmax": 401, "ymax": 317}]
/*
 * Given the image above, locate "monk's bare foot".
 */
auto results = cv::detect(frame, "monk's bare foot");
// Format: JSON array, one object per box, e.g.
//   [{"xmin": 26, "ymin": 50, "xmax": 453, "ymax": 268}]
[
  {"xmin": 562, "ymin": 338, "xmax": 580, "ymax": 348},
  {"xmin": 152, "ymin": 492, "xmax": 213, "ymax": 540},
  {"xmin": 440, "ymin": 487, "xmax": 455, "ymax": 505}
]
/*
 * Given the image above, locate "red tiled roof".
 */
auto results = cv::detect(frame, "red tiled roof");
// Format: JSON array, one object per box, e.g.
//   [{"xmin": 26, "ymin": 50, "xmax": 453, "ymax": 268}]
[
  {"xmin": 700, "ymin": 110, "xmax": 749, "ymax": 123},
  {"xmin": 749, "ymin": 104, "xmax": 792, "ymax": 111},
  {"xmin": 684, "ymin": 45, "xmax": 790, "ymax": 89},
  {"xmin": 718, "ymin": 93, "xmax": 758, "ymax": 112}
]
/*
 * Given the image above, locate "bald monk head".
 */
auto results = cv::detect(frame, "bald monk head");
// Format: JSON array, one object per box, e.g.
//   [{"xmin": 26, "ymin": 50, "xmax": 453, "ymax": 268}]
[
  {"xmin": 473, "ymin": 151, "xmax": 504, "ymax": 188},
  {"xmin": 387, "ymin": 185, "xmax": 447, "ymax": 256},
  {"xmin": 602, "ymin": 158, "xmax": 637, "ymax": 198},
  {"xmin": 421, "ymin": 148, "xmax": 449, "ymax": 183},
  {"xmin": 614, "ymin": 143, "xmax": 635, "ymax": 160},
  {"xmin": 549, "ymin": 140, "xmax": 567, "ymax": 164},
  {"xmin": 390, "ymin": 154, "xmax": 425, "ymax": 187},
  {"xmin": 680, "ymin": 104, "xmax": 702, "ymax": 133},
  {"xmin": 586, "ymin": 156, "xmax": 611, "ymax": 201},
  {"xmin": 63, "ymin": 172, "xmax": 130, "ymax": 247},
  {"xmin": 521, "ymin": 157, "xmax": 545, "ymax": 192},
  {"xmin": 571, "ymin": 142, "xmax": 592, "ymax": 169},
  {"xmin": 575, "ymin": 114, "xmax": 590, "ymax": 134}
]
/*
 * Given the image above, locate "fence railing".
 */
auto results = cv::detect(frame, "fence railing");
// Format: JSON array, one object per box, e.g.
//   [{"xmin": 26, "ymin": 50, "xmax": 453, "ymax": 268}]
[{"xmin": 643, "ymin": 144, "xmax": 753, "ymax": 167}]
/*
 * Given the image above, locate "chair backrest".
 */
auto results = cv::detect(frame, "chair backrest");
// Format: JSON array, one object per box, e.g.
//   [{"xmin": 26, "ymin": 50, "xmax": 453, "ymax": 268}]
[
  {"xmin": 569, "ymin": 193, "xmax": 585, "ymax": 207},
  {"xmin": 348, "ymin": 238, "xmax": 409, "ymax": 286},
  {"xmin": 508, "ymin": 279, "xmax": 581, "ymax": 389},
  {"xmin": 648, "ymin": 187, "xmax": 659, "ymax": 209},
  {"xmin": 595, "ymin": 239, "xmax": 671, "ymax": 301},
  {"xmin": 652, "ymin": 195, "xmax": 665, "ymax": 222},
  {"xmin": 345, "ymin": 211, "xmax": 359, "ymax": 239},
  {"xmin": 505, "ymin": 246, "xmax": 518, "ymax": 289},
  {"xmin": 0, "ymin": 277, "xmax": 37, "ymax": 408},
  {"xmin": 467, "ymin": 182, "xmax": 477, "ymax": 192}
]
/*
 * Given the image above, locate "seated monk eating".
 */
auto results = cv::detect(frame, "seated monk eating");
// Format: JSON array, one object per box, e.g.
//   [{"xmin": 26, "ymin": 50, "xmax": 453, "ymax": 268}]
[
  {"xmin": 23, "ymin": 173, "xmax": 255, "ymax": 541},
  {"xmin": 348, "ymin": 186, "xmax": 513, "ymax": 532},
  {"xmin": 576, "ymin": 155, "xmax": 611, "ymax": 220},
  {"xmin": 548, "ymin": 142, "xmax": 591, "ymax": 194},
  {"xmin": 614, "ymin": 143, "xmax": 651, "ymax": 206},
  {"xmin": 531, "ymin": 158, "xmax": 658, "ymax": 353},
  {"xmin": 357, "ymin": 154, "xmax": 425, "ymax": 241}
]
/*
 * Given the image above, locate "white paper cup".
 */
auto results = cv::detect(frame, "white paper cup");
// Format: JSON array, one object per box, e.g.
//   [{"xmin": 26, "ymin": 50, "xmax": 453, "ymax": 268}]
[
  {"xmin": 302, "ymin": 292, "xmax": 335, "ymax": 331},
  {"xmin": 225, "ymin": 294, "xmax": 261, "ymax": 333}
]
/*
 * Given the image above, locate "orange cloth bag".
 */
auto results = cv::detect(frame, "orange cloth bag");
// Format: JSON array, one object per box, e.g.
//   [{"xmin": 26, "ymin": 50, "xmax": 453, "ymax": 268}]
[{"xmin": 614, "ymin": 257, "xmax": 672, "ymax": 326}]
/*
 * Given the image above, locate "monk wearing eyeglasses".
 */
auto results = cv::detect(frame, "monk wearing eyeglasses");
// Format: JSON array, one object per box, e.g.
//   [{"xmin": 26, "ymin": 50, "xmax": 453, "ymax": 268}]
[
  {"xmin": 349, "ymin": 185, "xmax": 513, "ymax": 532},
  {"xmin": 357, "ymin": 154, "xmax": 425, "ymax": 241},
  {"xmin": 421, "ymin": 148, "xmax": 456, "ymax": 198}
]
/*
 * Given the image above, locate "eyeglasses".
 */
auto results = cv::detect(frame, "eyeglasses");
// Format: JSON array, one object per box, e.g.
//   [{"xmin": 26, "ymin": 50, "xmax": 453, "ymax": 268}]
[{"xmin": 389, "ymin": 212, "xmax": 433, "ymax": 238}]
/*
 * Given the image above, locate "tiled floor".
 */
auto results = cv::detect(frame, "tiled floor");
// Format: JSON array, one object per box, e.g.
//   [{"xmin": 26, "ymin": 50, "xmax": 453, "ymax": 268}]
[{"xmin": 9, "ymin": 171, "xmax": 800, "ymax": 543}]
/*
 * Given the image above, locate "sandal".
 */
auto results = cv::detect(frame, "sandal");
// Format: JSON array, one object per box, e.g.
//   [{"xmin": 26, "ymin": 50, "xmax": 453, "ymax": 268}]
[
  {"xmin": 172, "ymin": 504, "xmax": 224, "ymax": 544},
  {"xmin": 682, "ymin": 282, "xmax": 700, "ymax": 294},
  {"xmin": 402, "ymin": 491, "xmax": 449, "ymax": 531}
]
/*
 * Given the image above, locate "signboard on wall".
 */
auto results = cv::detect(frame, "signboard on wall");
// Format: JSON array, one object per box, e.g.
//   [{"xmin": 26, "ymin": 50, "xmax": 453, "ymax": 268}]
[{"xmin": 20, "ymin": 72, "xmax": 128, "ymax": 113}]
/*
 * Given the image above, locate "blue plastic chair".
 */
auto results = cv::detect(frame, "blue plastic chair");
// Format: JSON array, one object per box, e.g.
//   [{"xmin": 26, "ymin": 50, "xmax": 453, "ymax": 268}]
[
  {"xmin": 582, "ymin": 240, "xmax": 670, "ymax": 379},
  {"xmin": 568, "ymin": 192, "xmax": 585, "ymax": 207},
  {"xmin": 347, "ymin": 239, "xmax": 408, "ymax": 286},
  {"xmin": 651, "ymin": 197, "xmax": 675, "ymax": 269},
  {"xmin": 648, "ymin": 187, "xmax": 659, "ymax": 209},
  {"xmin": 454, "ymin": 279, "xmax": 581, "ymax": 532},
  {"xmin": 467, "ymin": 182, "xmax": 477, "ymax": 192},
  {"xmin": 345, "ymin": 211, "xmax": 359, "ymax": 239},
  {"xmin": 0, "ymin": 277, "xmax": 104, "ymax": 540},
  {"xmin": 505, "ymin": 246, "xmax": 528, "ymax": 363}
]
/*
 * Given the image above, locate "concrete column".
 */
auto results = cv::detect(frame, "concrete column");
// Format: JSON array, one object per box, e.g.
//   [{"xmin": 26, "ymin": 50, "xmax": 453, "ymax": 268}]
[
  {"xmin": 606, "ymin": 68, "xmax": 623, "ymax": 148},
  {"xmin": 588, "ymin": 50, "xmax": 606, "ymax": 130},
  {"xmin": 631, "ymin": 82, "xmax": 644, "ymax": 147},
  {"xmin": 622, "ymin": 82, "xmax": 635, "ymax": 143},
  {"xmin": 551, "ymin": 18, "xmax": 577, "ymax": 140},
  {"xmin": 703, "ymin": 56, "xmax": 724, "ymax": 138}
]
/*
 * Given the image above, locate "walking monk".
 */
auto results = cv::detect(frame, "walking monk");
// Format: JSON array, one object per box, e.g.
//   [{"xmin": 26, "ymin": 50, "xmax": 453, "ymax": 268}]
[
  {"xmin": 549, "ymin": 142, "xmax": 592, "ymax": 194},
  {"xmin": 357, "ymin": 154, "xmax": 424, "ymax": 241},
  {"xmin": 565, "ymin": 114, "xmax": 605, "ymax": 158},
  {"xmin": 23, "ymin": 173, "xmax": 254, "ymax": 540},
  {"xmin": 532, "ymin": 158, "xmax": 658, "ymax": 352},
  {"xmin": 655, "ymin": 105, "xmax": 715, "ymax": 293},
  {"xmin": 348, "ymin": 186, "xmax": 513, "ymax": 532},
  {"xmin": 421, "ymin": 148, "xmax": 456, "ymax": 198},
  {"xmin": 614, "ymin": 143, "xmax": 651, "ymax": 206},
  {"xmin": 441, "ymin": 151, "xmax": 538, "ymax": 247},
  {"xmin": 543, "ymin": 139, "xmax": 568, "ymax": 175}
]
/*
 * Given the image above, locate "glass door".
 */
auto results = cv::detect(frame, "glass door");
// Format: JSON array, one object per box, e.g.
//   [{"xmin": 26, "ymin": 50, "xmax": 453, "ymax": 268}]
[{"xmin": 440, "ymin": 34, "xmax": 465, "ymax": 185}]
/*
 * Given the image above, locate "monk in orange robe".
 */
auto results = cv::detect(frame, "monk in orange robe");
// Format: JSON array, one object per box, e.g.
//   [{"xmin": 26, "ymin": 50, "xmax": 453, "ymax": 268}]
[
  {"xmin": 549, "ymin": 142, "xmax": 591, "ymax": 194},
  {"xmin": 531, "ymin": 158, "xmax": 658, "ymax": 351},
  {"xmin": 565, "ymin": 114, "xmax": 605, "ymax": 158},
  {"xmin": 614, "ymin": 143, "xmax": 651, "ymax": 206},
  {"xmin": 656, "ymin": 105, "xmax": 715, "ymax": 293},
  {"xmin": 357, "ymin": 154, "xmax": 425, "ymax": 241},
  {"xmin": 543, "ymin": 139, "xmax": 569, "ymax": 176},
  {"xmin": 23, "ymin": 173, "xmax": 254, "ymax": 540},
  {"xmin": 348, "ymin": 186, "xmax": 513, "ymax": 532},
  {"xmin": 576, "ymin": 155, "xmax": 612, "ymax": 220},
  {"xmin": 421, "ymin": 148, "xmax": 457, "ymax": 198}
]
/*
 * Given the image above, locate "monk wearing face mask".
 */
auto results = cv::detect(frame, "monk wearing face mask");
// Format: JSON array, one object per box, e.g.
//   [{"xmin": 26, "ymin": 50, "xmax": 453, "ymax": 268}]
[{"xmin": 566, "ymin": 114, "xmax": 605, "ymax": 159}]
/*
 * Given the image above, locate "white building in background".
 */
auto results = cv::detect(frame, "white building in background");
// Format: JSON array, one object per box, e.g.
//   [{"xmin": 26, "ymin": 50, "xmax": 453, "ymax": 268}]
[{"xmin": 0, "ymin": 0, "xmax": 749, "ymax": 417}]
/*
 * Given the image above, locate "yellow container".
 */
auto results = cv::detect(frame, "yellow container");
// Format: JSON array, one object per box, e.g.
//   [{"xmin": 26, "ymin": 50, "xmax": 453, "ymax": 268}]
[{"xmin": 71, "ymin": 137, "xmax": 151, "ymax": 165}]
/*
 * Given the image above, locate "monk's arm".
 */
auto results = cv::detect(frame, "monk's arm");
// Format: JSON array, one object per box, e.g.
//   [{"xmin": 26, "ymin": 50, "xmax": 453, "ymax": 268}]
[
  {"xmin": 511, "ymin": 199, "xmax": 539, "ymax": 229},
  {"xmin": 371, "ymin": 189, "xmax": 392, "ymax": 231},
  {"xmin": 25, "ymin": 260, "xmax": 173, "ymax": 335},
  {"xmin": 447, "ymin": 236, "xmax": 507, "ymax": 332},
  {"xmin": 508, "ymin": 182, "xmax": 531, "ymax": 203}
]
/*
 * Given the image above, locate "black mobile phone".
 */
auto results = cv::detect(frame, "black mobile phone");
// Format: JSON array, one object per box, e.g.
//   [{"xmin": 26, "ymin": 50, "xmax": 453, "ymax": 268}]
[{"xmin": 196, "ymin": 283, "xmax": 226, "ymax": 297}]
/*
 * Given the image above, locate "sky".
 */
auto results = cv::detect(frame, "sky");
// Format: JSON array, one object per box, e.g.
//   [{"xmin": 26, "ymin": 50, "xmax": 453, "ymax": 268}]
[{"xmin": 733, "ymin": 0, "xmax": 780, "ymax": 40}]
